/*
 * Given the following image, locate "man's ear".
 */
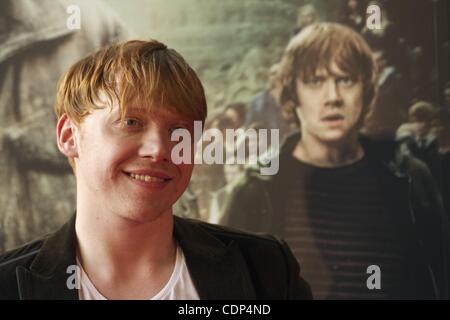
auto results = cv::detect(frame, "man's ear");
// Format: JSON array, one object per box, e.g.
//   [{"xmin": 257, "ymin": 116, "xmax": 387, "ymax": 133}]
[{"xmin": 56, "ymin": 114, "xmax": 79, "ymax": 158}]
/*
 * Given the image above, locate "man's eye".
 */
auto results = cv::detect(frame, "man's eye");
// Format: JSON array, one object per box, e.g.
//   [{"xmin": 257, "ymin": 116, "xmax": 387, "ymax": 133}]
[
  {"xmin": 304, "ymin": 78, "xmax": 323, "ymax": 86},
  {"xmin": 338, "ymin": 77, "xmax": 355, "ymax": 86},
  {"xmin": 123, "ymin": 118, "xmax": 143, "ymax": 128}
]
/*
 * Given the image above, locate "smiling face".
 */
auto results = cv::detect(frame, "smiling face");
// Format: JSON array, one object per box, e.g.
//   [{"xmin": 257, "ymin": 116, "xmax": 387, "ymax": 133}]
[
  {"xmin": 72, "ymin": 101, "xmax": 195, "ymax": 223},
  {"xmin": 295, "ymin": 61, "xmax": 365, "ymax": 145}
]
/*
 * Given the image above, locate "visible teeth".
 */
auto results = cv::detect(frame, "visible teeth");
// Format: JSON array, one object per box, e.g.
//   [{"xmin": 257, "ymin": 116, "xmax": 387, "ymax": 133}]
[{"xmin": 129, "ymin": 173, "xmax": 166, "ymax": 182}]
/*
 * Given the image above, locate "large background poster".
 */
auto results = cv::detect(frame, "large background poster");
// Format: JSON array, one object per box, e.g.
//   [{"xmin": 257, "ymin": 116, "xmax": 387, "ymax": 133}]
[{"xmin": 0, "ymin": 0, "xmax": 449, "ymax": 254}]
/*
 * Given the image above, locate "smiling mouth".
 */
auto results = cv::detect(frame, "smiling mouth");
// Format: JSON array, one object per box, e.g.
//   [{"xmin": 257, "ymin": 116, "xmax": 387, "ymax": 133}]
[{"xmin": 124, "ymin": 172, "xmax": 172, "ymax": 183}]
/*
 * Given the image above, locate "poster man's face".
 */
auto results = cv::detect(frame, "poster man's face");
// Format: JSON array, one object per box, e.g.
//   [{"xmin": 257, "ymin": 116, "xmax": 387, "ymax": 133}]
[
  {"xmin": 295, "ymin": 61, "xmax": 365, "ymax": 145},
  {"xmin": 73, "ymin": 100, "xmax": 195, "ymax": 222}
]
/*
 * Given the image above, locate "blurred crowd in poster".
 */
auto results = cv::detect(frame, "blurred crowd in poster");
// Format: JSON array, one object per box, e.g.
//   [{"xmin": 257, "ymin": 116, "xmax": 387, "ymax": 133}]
[{"xmin": 0, "ymin": 0, "xmax": 449, "ymax": 298}]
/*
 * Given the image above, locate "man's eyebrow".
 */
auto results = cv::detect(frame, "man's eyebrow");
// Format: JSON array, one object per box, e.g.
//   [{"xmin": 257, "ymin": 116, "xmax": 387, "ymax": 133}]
[
  {"xmin": 131, "ymin": 109, "xmax": 194, "ymax": 126},
  {"xmin": 166, "ymin": 117, "xmax": 194, "ymax": 127},
  {"xmin": 330, "ymin": 68, "xmax": 360, "ymax": 78},
  {"xmin": 332, "ymin": 71, "xmax": 354, "ymax": 77},
  {"xmin": 125, "ymin": 107, "xmax": 146, "ymax": 114},
  {"xmin": 301, "ymin": 74, "xmax": 325, "ymax": 81},
  {"xmin": 118, "ymin": 108, "xmax": 154, "ymax": 119},
  {"xmin": 300, "ymin": 69, "xmax": 327, "ymax": 78}
]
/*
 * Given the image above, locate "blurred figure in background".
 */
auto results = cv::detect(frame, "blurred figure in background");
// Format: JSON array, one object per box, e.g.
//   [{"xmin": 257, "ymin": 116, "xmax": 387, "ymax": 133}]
[
  {"xmin": 223, "ymin": 102, "xmax": 247, "ymax": 130},
  {"xmin": 173, "ymin": 184, "xmax": 200, "ymax": 220},
  {"xmin": 433, "ymin": 110, "xmax": 450, "ymax": 218},
  {"xmin": 361, "ymin": 49, "xmax": 410, "ymax": 140},
  {"xmin": 432, "ymin": 110, "xmax": 450, "ymax": 154},
  {"xmin": 431, "ymin": 109, "xmax": 450, "ymax": 219},
  {"xmin": 293, "ymin": 4, "xmax": 320, "ymax": 35},
  {"xmin": 444, "ymin": 81, "xmax": 450, "ymax": 113},
  {"xmin": 208, "ymin": 164, "xmax": 244, "ymax": 224},
  {"xmin": 339, "ymin": 0, "xmax": 366, "ymax": 33},
  {"xmin": 396, "ymin": 101, "xmax": 440, "ymax": 185},
  {"xmin": 397, "ymin": 101, "xmax": 438, "ymax": 154},
  {"xmin": 245, "ymin": 63, "xmax": 294, "ymax": 143},
  {"xmin": 190, "ymin": 103, "xmax": 246, "ymax": 220}
]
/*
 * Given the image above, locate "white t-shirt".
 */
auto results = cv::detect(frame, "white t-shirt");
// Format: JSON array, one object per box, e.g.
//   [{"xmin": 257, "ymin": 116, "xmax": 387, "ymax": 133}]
[{"xmin": 77, "ymin": 246, "xmax": 200, "ymax": 300}]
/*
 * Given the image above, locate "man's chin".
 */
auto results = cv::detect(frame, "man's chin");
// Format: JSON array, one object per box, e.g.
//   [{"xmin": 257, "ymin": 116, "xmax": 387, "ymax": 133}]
[
  {"xmin": 316, "ymin": 126, "xmax": 360, "ymax": 143},
  {"xmin": 115, "ymin": 208, "xmax": 172, "ymax": 224},
  {"xmin": 317, "ymin": 132, "xmax": 347, "ymax": 144}
]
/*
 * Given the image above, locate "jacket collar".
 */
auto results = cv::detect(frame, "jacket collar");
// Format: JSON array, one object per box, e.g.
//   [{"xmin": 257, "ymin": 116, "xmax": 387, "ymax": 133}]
[
  {"xmin": 16, "ymin": 215, "xmax": 78, "ymax": 299},
  {"xmin": 174, "ymin": 216, "xmax": 256, "ymax": 299},
  {"xmin": 16, "ymin": 214, "xmax": 256, "ymax": 299}
]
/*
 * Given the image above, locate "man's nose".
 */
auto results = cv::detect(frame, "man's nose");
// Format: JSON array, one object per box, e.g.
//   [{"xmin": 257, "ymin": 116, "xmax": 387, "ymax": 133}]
[
  {"xmin": 324, "ymin": 80, "xmax": 343, "ymax": 106},
  {"xmin": 138, "ymin": 128, "xmax": 170, "ymax": 162}
]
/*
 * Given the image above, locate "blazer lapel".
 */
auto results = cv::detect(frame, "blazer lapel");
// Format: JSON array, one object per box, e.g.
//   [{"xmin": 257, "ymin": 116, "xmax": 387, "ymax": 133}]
[
  {"xmin": 16, "ymin": 267, "xmax": 78, "ymax": 300},
  {"xmin": 16, "ymin": 215, "xmax": 79, "ymax": 300},
  {"xmin": 174, "ymin": 217, "xmax": 256, "ymax": 299},
  {"xmin": 17, "ymin": 214, "xmax": 258, "ymax": 299}
]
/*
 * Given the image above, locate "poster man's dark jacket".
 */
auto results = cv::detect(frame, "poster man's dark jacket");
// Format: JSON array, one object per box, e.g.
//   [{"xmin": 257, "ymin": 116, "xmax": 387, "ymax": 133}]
[
  {"xmin": 0, "ymin": 214, "xmax": 312, "ymax": 300},
  {"xmin": 221, "ymin": 132, "xmax": 450, "ymax": 299}
]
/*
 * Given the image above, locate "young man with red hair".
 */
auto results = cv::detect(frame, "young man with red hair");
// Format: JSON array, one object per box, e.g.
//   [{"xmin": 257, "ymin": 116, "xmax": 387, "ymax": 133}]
[{"xmin": 0, "ymin": 40, "xmax": 311, "ymax": 300}]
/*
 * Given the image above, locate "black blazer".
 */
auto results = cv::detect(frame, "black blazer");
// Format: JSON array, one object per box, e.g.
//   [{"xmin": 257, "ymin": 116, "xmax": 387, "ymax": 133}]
[{"xmin": 0, "ymin": 215, "xmax": 312, "ymax": 300}]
